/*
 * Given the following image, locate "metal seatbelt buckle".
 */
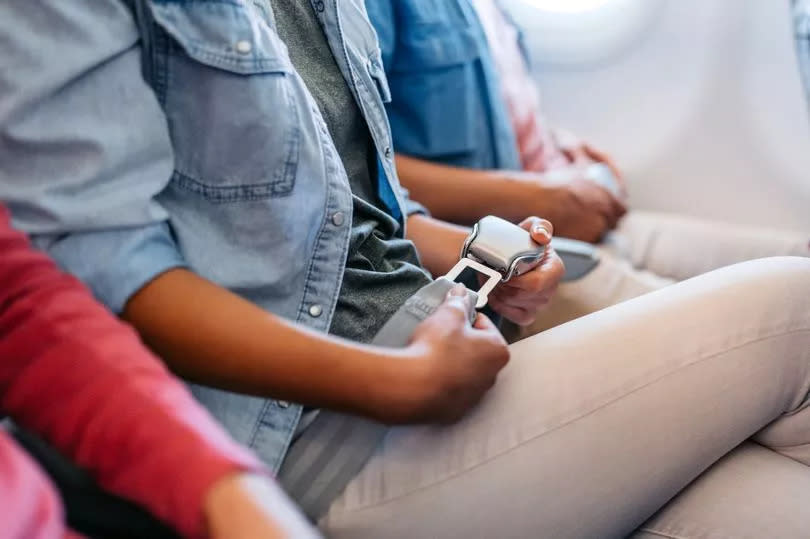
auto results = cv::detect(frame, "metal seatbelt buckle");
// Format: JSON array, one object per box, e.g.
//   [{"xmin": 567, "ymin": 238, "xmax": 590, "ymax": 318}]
[{"xmin": 445, "ymin": 215, "xmax": 546, "ymax": 309}]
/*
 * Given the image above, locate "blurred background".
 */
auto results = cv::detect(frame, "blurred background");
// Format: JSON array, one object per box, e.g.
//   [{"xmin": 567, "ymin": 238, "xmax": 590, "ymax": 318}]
[{"xmin": 500, "ymin": 0, "xmax": 810, "ymax": 231}]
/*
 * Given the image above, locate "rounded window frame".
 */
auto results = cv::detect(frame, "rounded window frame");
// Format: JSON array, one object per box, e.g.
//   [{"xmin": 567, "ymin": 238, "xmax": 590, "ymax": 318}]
[{"xmin": 499, "ymin": 0, "xmax": 666, "ymax": 68}]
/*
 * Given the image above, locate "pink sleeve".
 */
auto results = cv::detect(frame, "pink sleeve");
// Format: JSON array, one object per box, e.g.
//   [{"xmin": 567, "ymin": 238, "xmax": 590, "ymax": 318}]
[
  {"xmin": 0, "ymin": 207, "xmax": 266, "ymax": 539},
  {"xmin": 0, "ymin": 431, "xmax": 66, "ymax": 539}
]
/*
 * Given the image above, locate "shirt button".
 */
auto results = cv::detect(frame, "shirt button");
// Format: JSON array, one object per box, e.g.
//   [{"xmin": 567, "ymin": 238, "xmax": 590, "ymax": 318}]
[
  {"xmin": 235, "ymin": 40, "xmax": 252, "ymax": 55},
  {"xmin": 308, "ymin": 304, "xmax": 323, "ymax": 318},
  {"xmin": 331, "ymin": 212, "xmax": 345, "ymax": 226},
  {"xmin": 384, "ymin": 146, "xmax": 392, "ymax": 158}
]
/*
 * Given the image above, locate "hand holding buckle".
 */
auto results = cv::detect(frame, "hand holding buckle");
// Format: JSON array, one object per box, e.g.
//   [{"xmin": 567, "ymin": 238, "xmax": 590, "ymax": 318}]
[{"xmin": 444, "ymin": 216, "xmax": 546, "ymax": 309}]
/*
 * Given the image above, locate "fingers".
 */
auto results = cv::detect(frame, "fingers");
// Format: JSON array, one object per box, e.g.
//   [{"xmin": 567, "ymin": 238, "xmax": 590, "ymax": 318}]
[
  {"xmin": 471, "ymin": 313, "xmax": 508, "ymax": 351},
  {"xmin": 561, "ymin": 145, "xmax": 589, "ymax": 166},
  {"xmin": 488, "ymin": 295, "xmax": 536, "ymax": 326},
  {"xmin": 497, "ymin": 249, "xmax": 565, "ymax": 292},
  {"xmin": 492, "ymin": 276, "xmax": 554, "ymax": 306},
  {"xmin": 488, "ymin": 249, "xmax": 564, "ymax": 325},
  {"xmin": 471, "ymin": 312, "xmax": 509, "ymax": 363},
  {"xmin": 581, "ymin": 142, "xmax": 629, "ymax": 202},
  {"xmin": 519, "ymin": 216, "xmax": 554, "ymax": 246},
  {"xmin": 560, "ymin": 147, "xmax": 577, "ymax": 165},
  {"xmin": 584, "ymin": 143, "xmax": 624, "ymax": 180},
  {"xmin": 575, "ymin": 178, "xmax": 624, "ymax": 228},
  {"xmin": 581, "ymin": 183, "xmax": 617, "ymax": 225},
  {"xmin": 606, "ymin": 189, "xmax": 627, "ymax": 220},
  {"xmin": 595, "ymin": 189, "xmax": 625, "ymax": 229},
  {"xmin": 472, "ymin": 311, "xmax": 498, "ymax": 332},
  {"xmin": 437, "ymin": 283, "xmax": 473, "ymax": 323}
]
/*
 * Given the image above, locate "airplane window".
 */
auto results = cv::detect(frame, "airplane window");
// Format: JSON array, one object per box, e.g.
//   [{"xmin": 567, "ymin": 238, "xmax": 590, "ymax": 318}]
[{"xmin": 500, "ymin": 0, "xmax": 664, "ymax": 67}]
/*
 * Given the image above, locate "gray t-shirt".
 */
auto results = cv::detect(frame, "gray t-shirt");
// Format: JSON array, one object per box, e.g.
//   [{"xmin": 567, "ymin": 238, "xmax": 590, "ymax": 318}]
[{"xmin": 270, "ymin": 0, "xmax": 430, "ymax": 343}]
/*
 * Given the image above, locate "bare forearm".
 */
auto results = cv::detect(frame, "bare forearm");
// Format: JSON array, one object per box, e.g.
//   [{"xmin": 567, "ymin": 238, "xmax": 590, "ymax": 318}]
[
  {"xmin": 406, "ymin": 214, "xmax": 469, "ymax": 277},
  {"xmin": 396, "ymin": 154, "xmax": 542, "ymax": 225},
  {"xmin": 122, "ymin": 269, "xmax": 412, "ymax": 420}
]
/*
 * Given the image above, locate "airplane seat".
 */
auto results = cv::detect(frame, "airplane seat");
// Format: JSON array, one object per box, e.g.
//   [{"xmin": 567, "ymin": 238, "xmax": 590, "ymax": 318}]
[{"xmin": 505, "ymin": 0, "xmax": 810, "ymax": 232}]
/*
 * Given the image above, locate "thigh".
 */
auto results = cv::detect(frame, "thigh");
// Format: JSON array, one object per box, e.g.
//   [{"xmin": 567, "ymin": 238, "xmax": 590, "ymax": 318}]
[
  {"xmin": 507, "ymin": 250, "xmax": 673, "ymax": 340},
  {"xmin": 632, "ymin": 442, "xmax": 810, "ymax": 539},
  {"xmin": 321, "ymin": 258, "xmax": 810, "ymax": 539},
  {"xmin": 614, "ymin": 210, "xmax": 809, "ymax": 280}
]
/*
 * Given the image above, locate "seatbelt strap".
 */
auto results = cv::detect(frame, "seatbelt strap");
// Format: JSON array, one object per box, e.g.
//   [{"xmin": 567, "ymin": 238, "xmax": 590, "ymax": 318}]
[
  {"xmin": 277, "ymin": 277, "xmax": 478, "ymax": 520},
  {"xmin": 279, "ymin": 216, "xmax": 544, "ymax": 520}
]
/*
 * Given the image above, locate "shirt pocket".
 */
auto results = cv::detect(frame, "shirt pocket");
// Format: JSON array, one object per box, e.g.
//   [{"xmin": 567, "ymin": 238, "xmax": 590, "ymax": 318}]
[
  {"xmin": 149, "ymin": 0, "xmax": 300, "ymax": 202},
  {"xmin": 391, "ymin": 27, "xmax": 483, "ymax": 158}
]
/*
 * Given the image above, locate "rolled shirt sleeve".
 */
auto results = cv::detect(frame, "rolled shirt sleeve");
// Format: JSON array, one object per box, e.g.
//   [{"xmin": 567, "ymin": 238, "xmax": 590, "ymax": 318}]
[
  {"xmin": 400, "ymin": 186, "xmax": 430, "ymax": 217},
  {"xmin": 0, "ymin": 0, "xmax": 186, "ymax": 312}
]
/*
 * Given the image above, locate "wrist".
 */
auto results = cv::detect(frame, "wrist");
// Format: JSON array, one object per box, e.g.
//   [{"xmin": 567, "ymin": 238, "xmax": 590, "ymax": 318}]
[
  {"xmin": 364, "ymin": 344, "xmax": 434, "ymax": 424},
  {"xmin": 204, "ymin": 473, "xmax": 294, "ymax": 539},
  {"xmin": 501, "ymin": 173, "xmax": 559, "ymax": 224}
]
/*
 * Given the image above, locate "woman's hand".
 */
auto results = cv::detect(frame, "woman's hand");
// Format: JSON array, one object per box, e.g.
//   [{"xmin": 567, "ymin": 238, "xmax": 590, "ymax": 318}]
[
  {"xmin": 381, "ymin": 285, "xmax": 510, "ymax": 425},
  {"xmin": 487, "ymin": 217, "xmax": 566, "ymax": 326},
  {"xmin": 550, "ymin": 178, "xmax": 626, "ymax": 243},
  {"xmin": 562, "ymin": 141, "xmax": 627, "ymax": 196}
]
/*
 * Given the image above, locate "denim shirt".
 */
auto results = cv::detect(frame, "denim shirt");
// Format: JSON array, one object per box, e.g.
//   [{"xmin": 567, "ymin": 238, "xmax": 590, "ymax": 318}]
[
  {"xmin": 366, "ymin": 0, "xmax": 522, "ymax": 170},
  {"xmin": 0, "ymin": 0, "xmax": 418, "ymax": 472}
]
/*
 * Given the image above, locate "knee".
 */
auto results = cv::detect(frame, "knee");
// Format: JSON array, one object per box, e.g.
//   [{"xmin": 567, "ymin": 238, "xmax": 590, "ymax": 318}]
[
  {"xmin": 726, "ymin": 256, "xmax": 810, "ymax": 304},
  {"xmin": 743, "ymin": 256, "xmax": 810, "ymax": 281}
]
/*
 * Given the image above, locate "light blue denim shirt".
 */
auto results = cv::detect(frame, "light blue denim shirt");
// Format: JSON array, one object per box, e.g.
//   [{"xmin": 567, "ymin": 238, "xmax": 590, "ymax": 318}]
[
  {"xmin": 0, "ymin": 0, "xmax": 419, "ymax": 472},
  {"xmin": 366, "ymin": 0, "xmax": 522, "ymax": 170}
]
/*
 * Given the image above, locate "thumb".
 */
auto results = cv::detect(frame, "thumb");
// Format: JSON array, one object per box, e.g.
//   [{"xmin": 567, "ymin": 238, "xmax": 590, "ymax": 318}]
[
  {"xmin": 437, "ymin": 283, "xmax": 473, "ymax": 322},
  {"xmin": 520, "ymin": 217, "xmax": 554, "ymax": 246}
]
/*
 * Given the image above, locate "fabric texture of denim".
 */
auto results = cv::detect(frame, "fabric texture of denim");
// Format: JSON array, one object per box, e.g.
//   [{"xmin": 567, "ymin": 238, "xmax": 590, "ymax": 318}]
[
  {"xmin": 366, "ymin": 0, "xmax": 522, "ymax": 170},
  {"xmin": 0, "ymin": 0, "xmax": 421, "ymax": 472}
]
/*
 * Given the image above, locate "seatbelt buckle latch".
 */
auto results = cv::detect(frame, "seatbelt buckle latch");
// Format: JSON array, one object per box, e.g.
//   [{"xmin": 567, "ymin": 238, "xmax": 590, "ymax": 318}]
[
  {"xmin": 446, "ymin": 216, "xmax": 546, "ymax": 310},
  {"xmin": 444, "ymin": 258, "xmax": 502, "ymax": 310}
]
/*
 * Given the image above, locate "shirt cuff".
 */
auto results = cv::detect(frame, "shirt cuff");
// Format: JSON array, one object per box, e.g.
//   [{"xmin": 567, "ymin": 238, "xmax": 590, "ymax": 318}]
[
  {"xmin": 400, "ymin": 187, "xmax": 429, "ymax": 217},
  {"xmin": 33, "ymin": 222, "xmax": 187, "ymax": 314}
]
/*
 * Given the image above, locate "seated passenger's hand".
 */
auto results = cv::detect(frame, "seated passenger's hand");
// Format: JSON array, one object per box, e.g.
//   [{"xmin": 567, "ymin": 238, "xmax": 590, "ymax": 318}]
[
  {"xmin": 399, "ymin": 284, "xmax": 510, "ymax": 424},
  {"xmin": 205, "ymin": 473, "xmax": 320, "ymax": 539},
  {"xmin": 487, "ymin": 217, "xmax": 566, "ymax": 326},
  {"xmin": 561, "ymin": 141, "xmax": 627, "ymax": 195},
  {"xmin": 547, "ymin": 178, "xmax": 627, "ymax": 243}
]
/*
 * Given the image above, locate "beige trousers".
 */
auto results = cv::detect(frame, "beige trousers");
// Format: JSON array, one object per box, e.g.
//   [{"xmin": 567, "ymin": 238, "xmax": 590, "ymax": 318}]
[
  {"xmin": 321, "ymin": 257, "xmax": 810, "ymax": 538},
  {"xmin": 512, "ymin": 210, "xmax": 810, "ymax": 338}
]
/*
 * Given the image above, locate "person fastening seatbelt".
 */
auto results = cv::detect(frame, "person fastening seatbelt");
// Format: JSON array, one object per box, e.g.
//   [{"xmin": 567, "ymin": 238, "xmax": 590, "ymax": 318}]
[
  {"xmin": 11, "ymin": 3, "xmax": 810, "ymax": 539},
  {"xmin": 0, "ymin": 0, "xmax": 563, "ymax": 528},
  {"xmin": 280, "ymin": 216, "xmax": 547, "ymax": 518},
  {"xmin": 367, "ymin": 0, "xmax": 810, "ymax": 339}
]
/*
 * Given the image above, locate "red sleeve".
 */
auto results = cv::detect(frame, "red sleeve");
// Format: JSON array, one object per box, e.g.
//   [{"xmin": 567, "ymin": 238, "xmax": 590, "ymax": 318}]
[{"xmin": 0, "ymin": 207, "xmax": 266, "ymax": 539}]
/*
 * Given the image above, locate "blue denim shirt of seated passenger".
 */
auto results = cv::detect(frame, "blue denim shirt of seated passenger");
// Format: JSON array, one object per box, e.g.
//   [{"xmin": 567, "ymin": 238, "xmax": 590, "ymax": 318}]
[
  {"xmin": 366, "ymin": 0, "xmax": 522, "ymax": 171},
  {"xmin": 0, "ymin": 0, "xmax": 421, "ymax": 473}
]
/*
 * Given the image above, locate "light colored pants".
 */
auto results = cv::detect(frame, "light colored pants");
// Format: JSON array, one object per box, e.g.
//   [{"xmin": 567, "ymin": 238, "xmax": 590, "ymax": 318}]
[
  {"xmin": 513, "ymin": 210, "xmax": 810, "ymax": 338},
  {"xmin": 320, "ymin": 257, "xmax": 810, "ymax": 538}
]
